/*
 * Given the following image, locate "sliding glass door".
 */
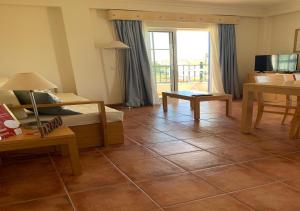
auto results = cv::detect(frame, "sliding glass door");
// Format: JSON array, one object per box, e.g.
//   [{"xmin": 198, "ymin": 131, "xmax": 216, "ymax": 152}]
[
  {"xmin": 176, "ymin": 30, "xmax": 210, "ymax": 92},
  {"xmin": 148, "ymin": 29, "xmax": 210, "ymax": 97},
  {"xmin": 149, "ymin": 31, "xmax": 174, "ymax": 97}
]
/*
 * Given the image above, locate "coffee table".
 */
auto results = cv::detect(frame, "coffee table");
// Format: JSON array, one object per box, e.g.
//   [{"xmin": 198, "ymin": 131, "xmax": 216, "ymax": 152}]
[
  {"xmin": 162, "ymin": 91, "xmax": 232, "ymax": 120},
  {"xmin": 0, "ymin": 126, "xmax": 81, "ymax": 175}
]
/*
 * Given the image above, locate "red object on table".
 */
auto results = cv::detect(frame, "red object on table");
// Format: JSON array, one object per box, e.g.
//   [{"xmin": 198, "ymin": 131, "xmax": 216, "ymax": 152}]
[{"xmin": 0, "ymin": 104, "xmax": 22, "ymax": 140}]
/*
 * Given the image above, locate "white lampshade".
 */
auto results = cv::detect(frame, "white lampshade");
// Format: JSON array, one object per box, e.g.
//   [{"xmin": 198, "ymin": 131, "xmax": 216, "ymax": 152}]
[
  {"xmin": 100, "ymin": 41, "xmax": 130, "ymax": 49},
  {"xmin": 0, "ymin": 72, "xmax": 57, "ymax": 91}
]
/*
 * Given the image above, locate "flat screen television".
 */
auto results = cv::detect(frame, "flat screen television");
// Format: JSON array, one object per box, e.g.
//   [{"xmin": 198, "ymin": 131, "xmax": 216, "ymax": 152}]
[{"xmin": 255, "ymin": 54, "xmax": 298, "ymax": 72}]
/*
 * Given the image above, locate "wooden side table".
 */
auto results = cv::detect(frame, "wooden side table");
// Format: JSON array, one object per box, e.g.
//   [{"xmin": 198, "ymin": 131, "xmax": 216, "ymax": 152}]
[{"xmin": 0, "ymin": 126, "xmax": 81, "ymax": 175}]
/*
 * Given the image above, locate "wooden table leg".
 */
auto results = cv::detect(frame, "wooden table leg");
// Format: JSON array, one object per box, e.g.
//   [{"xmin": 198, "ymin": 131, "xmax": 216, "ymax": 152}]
[
  {"xmin": 226, "ymin": 95, "xmax": 232, "ymax": 117},
  {"xmin": 162, "ymin": 93, "xmax": 168, "ymax": 112},
  {"xmin": 290, "ymin": 96, "xmax": 300, "ymax": 139},
  {"xmin": 241, "ymin": 86, "xmax": 254, "ymax": 133},
  {"xmin": 193, "ymin": 98, "xmax": 200, "ymax": 121},
  {"xmin": 190, "ymin": 100, "xmax": 194, "ymax": 110},
  {"xmin": 67, "ymin": 137, "xmax": 81, "ymax": 175}
]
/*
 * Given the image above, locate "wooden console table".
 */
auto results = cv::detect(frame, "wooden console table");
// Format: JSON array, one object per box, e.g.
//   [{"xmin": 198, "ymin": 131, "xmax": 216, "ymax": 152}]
[
  {"xmin": 162, "ymin": 91, "xmax": 232, "ymax": 120},
  {"xmin": 0, "ymin": 126, "xmax": 81, "ymax": 175}
]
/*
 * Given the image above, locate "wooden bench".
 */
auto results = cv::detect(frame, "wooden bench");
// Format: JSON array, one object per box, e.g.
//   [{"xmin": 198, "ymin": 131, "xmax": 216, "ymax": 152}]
[{"xmin": 162, "ymin": 91, "xmax": 232, "ymax": 120}]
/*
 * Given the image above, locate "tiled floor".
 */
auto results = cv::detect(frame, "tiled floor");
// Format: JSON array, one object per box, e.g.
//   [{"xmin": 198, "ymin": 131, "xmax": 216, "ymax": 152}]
[{"xmin": 1, "ymin": 100, "xmax": 300, "ymax": 210}]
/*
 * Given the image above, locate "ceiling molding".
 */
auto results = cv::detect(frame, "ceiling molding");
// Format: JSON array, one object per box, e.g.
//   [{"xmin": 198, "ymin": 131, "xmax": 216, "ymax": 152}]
[
  {"xmin": 107, "ymin": 9, "xmax": 240, "ymax": 24},
  {"xmin": 88, "ymin": 0, "xmax": 266, "ymax": 17}
]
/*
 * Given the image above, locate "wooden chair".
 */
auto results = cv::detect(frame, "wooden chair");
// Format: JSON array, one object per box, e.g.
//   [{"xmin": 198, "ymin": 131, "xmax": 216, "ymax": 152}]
[
  {"xmin": 289, "ymin": 96, "xmax": 300, "ymax": 139},
  {"xmin": 254, "ymin": 74, "xmax": 296, "ymax": 128}
]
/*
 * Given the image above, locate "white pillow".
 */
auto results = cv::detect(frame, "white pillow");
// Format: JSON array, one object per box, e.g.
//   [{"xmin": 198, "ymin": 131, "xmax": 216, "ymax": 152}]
[{"xmin": 0, "ymin": 77, "xmax": 28, "ymax": 120}]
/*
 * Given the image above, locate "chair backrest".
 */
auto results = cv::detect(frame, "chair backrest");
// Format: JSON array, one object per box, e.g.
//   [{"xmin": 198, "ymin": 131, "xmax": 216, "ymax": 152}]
[
  {"xmin": 283, "ymin": 74, "xmax": 295, "ymax": 81},
  {"xmin": 294, "ymin": 73, "xmax": 300, "ymax": 81}
]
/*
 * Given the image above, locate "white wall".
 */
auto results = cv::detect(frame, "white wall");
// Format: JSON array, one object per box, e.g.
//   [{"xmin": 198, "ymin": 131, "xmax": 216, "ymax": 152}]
[
  {"xmin": 236, "ymin": 17, "xmax": 260, "ymax": 85},
  {"xmin": 269, "ymin": 12, "xmax": 300, "ymax": 54},
  {"xmin": 0, "ymin": 5, "xmax": 63, "ymax": 90},
  {"xmin": 0, "ymin": 0, "xmax": 278, "ymax": 103},
  {"xmin": 90, "ymin": 9, "xmax": 122, "ymax": 103}
]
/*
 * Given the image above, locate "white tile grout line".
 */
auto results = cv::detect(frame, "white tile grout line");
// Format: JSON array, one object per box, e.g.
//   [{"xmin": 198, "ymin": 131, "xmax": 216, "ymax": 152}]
[
  {"xmin": 138, "ymin": 140, "xmax": 283, "ymax": 210},
  {"xmin": 105, "ymin": 140, "xmax": 259, "ymax": 210},
  {"xmin": 49, "ymin": 154, "xmax": 77, "ymax": 211},
  {"xmin": 0, "ymin": 154, "xmax": 73, "ymax": 209},
  {"xmin": 100, "ymin": 151, "xmax": 165, "ymax": 211}
]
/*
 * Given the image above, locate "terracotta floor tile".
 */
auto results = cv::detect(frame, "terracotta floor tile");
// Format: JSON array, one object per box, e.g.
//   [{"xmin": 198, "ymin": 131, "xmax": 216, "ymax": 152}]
[
  {"xmin": 125, "ymin": 127, "xmax": 159, "ymax": 137},
  {"xmin": 152, "ymin": 122, "xmax": 189, "ymax": 132},
  {"xmin": 282, "ymin": 151, "xmax": 300, "ymax": 162},
  {"xmin": 147, "ymin": 141, "xmax": 200, "ymax": 156},
  {"xmin": 137, "ymin": 173, "xmax": 220, "ymax": 206},
  {"xmin": 53, "ymin": 149, "xmax": 109, "ymax": 174},
  {"xmin": 284, "ymin": 177, "xmax": 300, "ymax": 191},
  {"xmin": 250, "ymin": 140, "xmax": 300, "ymax": 155},
  {"xmin": 165, "ymin": 195, "xmax": 252, "ymax": 211},
  {"xmin": 207, "ymin": 145, "xmax": 270, "ymax": 162},
  {"xmin": 206, "ymin": 127, "xmax": 238, "ymax": 135},
  {"xmin": 243, "ymin": 157, "xmax": 300, "ymax": 180},
  {"xmin": 0, "ymin": 196, "xmax": 73, "ymax": 211},
  {"xmin": 115, "ymin": 157, "xmax": 185, "ymax": 181},
  {"xmin": 61, "ymin": 163, "xmax": 128, "ymax": 192},
  {"xmin": 184, "ymin": 136, "xmax": 236, "ymax": 149},
  {"xmin": 128, "ymin": 132, "xmax": 178, "ymax": 145},
  {"xmin": 103, "ymin": 145, "xmax": 158, "ymax": 163},
  {"xmin": 220, "ymin": 131, "xmax": 263, "ymax": 144},
  {"xmin": 166, "ymin": 151, "xmax": 231, "ymax": 171},
  {"xmin": 195, "ymin": 165, "xmax": 273, "ymax": 192},
  {"xmin": 165, "ymin": 130, "xmax": 210, "ymax": 140},
  {"xmin": 2, "ymin": 100, "xmax": 300, "ymax": 210},
  {"xmin": 71, "ymin": 183, "xmax": 159, "ymax": 211},
  {"xmin": 231, "ymin": 183, "xmax": 300, "ymax": 210},
  {"xmin": 163, "ymin": 114, "xmax": 194, "ymax": 122},
  {"xmin": 0, "ymin": 173, "xmax": 65, "ymax": 206},
  {"xmin": 0, "ymin": 158, "xmax": 55, "ymax": 180}
]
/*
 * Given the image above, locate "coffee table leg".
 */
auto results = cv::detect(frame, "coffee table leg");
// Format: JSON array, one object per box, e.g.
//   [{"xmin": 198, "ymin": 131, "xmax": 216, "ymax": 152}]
[
  {"xmin": 162, "ymin": 93, "xmax": 168, "ymax": 112},
  {"xmin": 226, "ymin": 95, "xmax": 232, "ymax": 117},
  {"xmin": 193, "ymin": 99, "xmax": 200, "ymax": 121},
  {"xmin": 67, "ymin": 137, "xmax": 81, "ymax": 175},
  {"xmin": 190, "ymin": 100, "xmax": 194, "ymax": 110}
]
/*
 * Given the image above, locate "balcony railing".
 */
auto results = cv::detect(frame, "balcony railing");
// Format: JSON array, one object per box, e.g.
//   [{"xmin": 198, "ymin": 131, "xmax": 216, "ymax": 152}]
[{"xmin": 153, "ymin": 64, "xmax": 209, "ymax": 83}]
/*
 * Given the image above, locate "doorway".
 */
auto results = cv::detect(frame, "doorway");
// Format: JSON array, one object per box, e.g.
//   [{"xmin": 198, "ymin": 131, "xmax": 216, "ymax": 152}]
[{"xmin": 148, "ymin": 30, "xmax": 210, "ymax": 97}]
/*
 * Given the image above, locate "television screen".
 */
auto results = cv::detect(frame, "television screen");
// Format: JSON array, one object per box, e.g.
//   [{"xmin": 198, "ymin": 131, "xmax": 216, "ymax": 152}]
[
  {"xmin": 255, "ymin": 54, "xmax": 298, "ymax": 72},
  {"xmin": 255, "ymin": 55, "xmax": 277, "ymax": 71},
  {"xmin": 277, "ymin": 54, "xmax": 298, "ymax": 72}
]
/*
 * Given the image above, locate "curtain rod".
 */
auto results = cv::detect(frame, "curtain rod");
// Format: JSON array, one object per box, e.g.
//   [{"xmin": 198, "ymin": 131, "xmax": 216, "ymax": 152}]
[{"xmin": 107, "ymin": 10, "xmax": 240, "ymax": 24}]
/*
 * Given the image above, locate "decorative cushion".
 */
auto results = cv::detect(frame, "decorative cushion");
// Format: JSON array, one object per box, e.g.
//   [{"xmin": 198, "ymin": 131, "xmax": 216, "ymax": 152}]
[
  {"xmin": 14, "ymin": 91, "xmax": 81, "ymax": 115},
  {"xmin": 0, "ymin": 77, "xmax": 28, "ymax": 120}
]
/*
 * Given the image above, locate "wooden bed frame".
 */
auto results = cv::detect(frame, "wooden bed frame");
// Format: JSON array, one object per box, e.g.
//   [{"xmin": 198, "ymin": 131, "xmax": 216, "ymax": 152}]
[{"xmin": 9, "ymin": 101, "xmax": 124, "ymax": 148}]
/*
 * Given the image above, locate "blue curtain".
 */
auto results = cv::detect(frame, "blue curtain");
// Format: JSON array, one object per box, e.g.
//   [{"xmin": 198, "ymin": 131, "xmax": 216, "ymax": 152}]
[
  {"xmin": 114, "ymin": 20, "xmax": 153, "ymax": 107},
  {"xmin": 219, "ymin": 24, "xmax": 241, "ymax": 99}
]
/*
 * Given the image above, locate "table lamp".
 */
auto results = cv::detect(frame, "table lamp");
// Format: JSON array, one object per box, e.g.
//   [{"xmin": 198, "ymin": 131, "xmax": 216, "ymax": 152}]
[{"xmin": 0, "ymin": 72, "xmax": 57, "ymax": 137}]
